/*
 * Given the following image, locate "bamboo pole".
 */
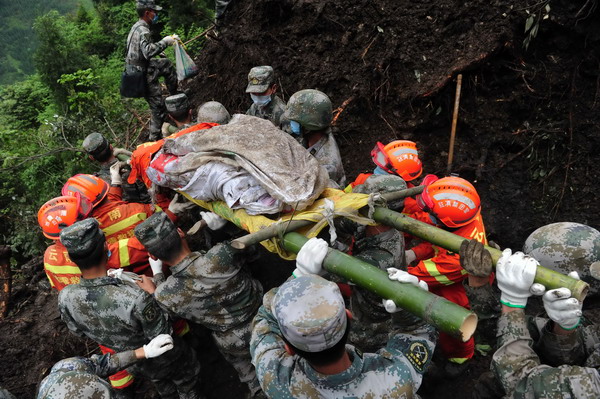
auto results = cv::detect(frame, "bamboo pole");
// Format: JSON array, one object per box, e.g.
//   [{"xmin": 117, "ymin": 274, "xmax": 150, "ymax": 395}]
[
  {"xmin": 447, "ymin": 74, "xmax": 463, "ymax": 175},
  {"xmin": 372, "ymin": 207, "xmax": 589, "ymax": 301},
  {"xmin": 282, "ymin": 232, "xmax": 477, "ymax": 342},
  {"xmin": 381, "ymin": 185, "xmax": 424, "ymax": 202}
]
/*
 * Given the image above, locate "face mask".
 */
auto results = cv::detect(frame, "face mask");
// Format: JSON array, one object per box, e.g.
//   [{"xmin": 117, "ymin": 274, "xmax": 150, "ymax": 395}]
[
  {"xmin": 151, "ymin": 13, "xmax": 159, "ymax": 24},
  {"xmin": 250, "ymin": 94, "xmax": 271, "ymax": 107},
  {"xmin": 429, "ymin": 214, "xmax": 439, "ymax": 226},
  {"xmin": 107, "ymin": 249, "xmax": 112, "ymax": 258},
  {"xmin": 373, "ymin": 166, "xmax": 389, "ymax": 175},
  {"xmin": 289, "ymin": 120, "xmax": 302, "ymax": 136}
]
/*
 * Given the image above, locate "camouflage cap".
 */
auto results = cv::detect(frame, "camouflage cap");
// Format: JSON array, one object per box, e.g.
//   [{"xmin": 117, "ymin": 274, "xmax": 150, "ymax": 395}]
[
  {"xmin": 82, "ymin": 132, "xmax": 110, "ymax": 156},
  {"xmin": 136, "ymin": 0, "xmax": 162, "ymax": 11},
  {"xmin": 353, "ymin": 174, "xmax": 407, "ymax": 210},
  {"xmin": 59, "ymin": 218, "xmax": 105, "ymax": 259},
  {"xmin": 50, "ymin": 357, "xmax": 95, "ymax": 375},
  {"xmin": 245, "ymin": 66, "xmax": 275, "ymax": 93},
  {"xmin": 197, "ymin": 101, "xmax": 231, "ymax": 124},
  {"xmin": 165, "ymin": 93, "xmax": 190, "ymax": 115},
  {"xmin": 273, "ymin": 275, "xmax": 347, "ymax": 353},
  {"xmin": 134, "ymin": 212, "xmax": 177, "ymax": 253}
]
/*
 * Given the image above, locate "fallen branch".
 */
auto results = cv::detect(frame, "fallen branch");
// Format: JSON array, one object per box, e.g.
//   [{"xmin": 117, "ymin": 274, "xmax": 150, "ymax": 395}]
[
  {"xmin": 183, "ymin": 25, "xmax": 215, "ymax": 46},
  {"xmin": 1, "ymin": 147, "xmax": 80, "ymax": 171},
  {"xmin": 331, "ymin": 96, "xmax": 356, "ymax": 126}
]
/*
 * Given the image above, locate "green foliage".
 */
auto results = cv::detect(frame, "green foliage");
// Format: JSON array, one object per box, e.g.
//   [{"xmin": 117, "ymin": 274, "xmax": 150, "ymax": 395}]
[{"xmin": 523, "ymin": 2, "xmax": 551, "ymax": 50}]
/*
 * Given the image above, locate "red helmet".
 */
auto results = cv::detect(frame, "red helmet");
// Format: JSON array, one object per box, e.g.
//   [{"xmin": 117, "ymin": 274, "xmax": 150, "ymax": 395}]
[
  {"xmin": 38, "ymin": 194, "xmax": 93, "ymax": 239},
  {"xmin": 370, "ymin": 140, "xmax": 423, "ymax": 181},
  {"xmin": 417, "ymin": 176, "xmax": 481, "ymax": 228},
  {"xmin": 62, "ymin": 174, "xmax": 109, "ymax": 207}
]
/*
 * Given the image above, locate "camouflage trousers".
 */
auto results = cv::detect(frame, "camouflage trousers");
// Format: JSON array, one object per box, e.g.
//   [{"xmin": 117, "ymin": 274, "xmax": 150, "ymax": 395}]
[
  {"xmin": 212, "ymin": 322, "xmax": 261, "ymax": 396},
  {"xmin": 145, "ymin": 58, "xmax": 178, "ymax": 141},
  {"xmin": 215, "ymin": 0, "xmax": 232, "ymax": 19},
  {"xmin": 133, "ymin": 335, "xmax": 201, "ymax": 399}
]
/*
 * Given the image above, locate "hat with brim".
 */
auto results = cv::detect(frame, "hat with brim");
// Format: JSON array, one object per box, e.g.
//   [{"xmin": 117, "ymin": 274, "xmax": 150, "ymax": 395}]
[
  {"xmin": 245, "ymin": 66, "xmax": 274, "ymax": 93},
  {"xmin": 60, "ymin": 218, "xmax": 105, "ymax": 259},
  {"xmin": 136, "ymin": 0, "xmax": 162, "ymax": 11},
  {"xmin": 134, "ymin": 212, "xmax": 178, "ymax": 253}
]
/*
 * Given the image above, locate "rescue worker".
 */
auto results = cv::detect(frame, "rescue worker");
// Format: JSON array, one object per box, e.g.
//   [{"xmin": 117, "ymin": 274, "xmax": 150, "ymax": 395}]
[
  {"xmin": 250, "ymin": 238, "xmax": 435, "ymax": 398},
  {"xmin": 58, "ymin": 218, "xmax": 201, "ymax": 399},
  {"xmin": 283, "ymin": 89, "xmax": 346, "ymax": 188},
  {"xmin": 126, "ymin": 0, "xmax": 180, "ymax": 141},
  {"xmin": 133, "ymin": 212, "xmax": 265, "ymax": 398},
  {"xmin": 197, "ymin": 101, "xmax": 231, "ymax": 125},
  {"xmin": 407, "ymin": 176, "xmax": 487, "ymax": 369},
  {"xmin": 61, "ymin": 173, "xmax": 190, "ymax": 245},
  {"xmin": 37, "ymin": 334, "xmax": 174, "ymax": 399},
  {"xmin": 82, "ymin": 132, "xmax": 151, "ymax": 204},
  {"xmin": 245, "ymin": 66, "xmax": 286, "ymax": 127},
  {"xmin": 162, "ymin": 93, "xmax": 194, "ymax": 136},
  {"xmin": 491, "ymin": 248, "xmax": 600, "ymax": 397}
]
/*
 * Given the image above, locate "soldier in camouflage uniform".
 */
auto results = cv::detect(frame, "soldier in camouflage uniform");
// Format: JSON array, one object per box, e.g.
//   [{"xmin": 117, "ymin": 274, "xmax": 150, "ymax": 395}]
[
  {"xmin": 83, "ymin": 132, "xmax": 151, "ymax": 204},
  {"xmin": 127, "ymin": 0, "xmax": 179, "ymax": 141},
  {"xmin": 162, "ymin": 93, "xmax": 194, "ymax": 136},
  {"xmin": 250, "ymin": 254, "xmax": 435, "ymax": 399},
  {"xmin": 37, "ymin": 335, "xmax": 174, "ymax": 399},
  {"xmin": 58, "ymin": 218, "xmax": 201, "ymax": 399},
  {"xmin": 491, "ymin": 247, "xmax": 600, "ymax": 398},
  {"xmin": 245, "ymin": 66, "xmax": 287, "ymax": 127},
  {"xmin": 283, "ymin": 89, "xmax": 346, "ymax": 188},
  {"xmin": 524, "ymin": 222, "xmax": 600, "ymax": 296},
  {"xmin": 197, "ymin": 101, "xmax": 231, "ymax": 124},
  {"xmin": 133, "ymin": 212, "xmax": 264, "ymax": 397},
  {"xmin": 342, "ymin": 174, "xmax": 408, "ymax": 352}
]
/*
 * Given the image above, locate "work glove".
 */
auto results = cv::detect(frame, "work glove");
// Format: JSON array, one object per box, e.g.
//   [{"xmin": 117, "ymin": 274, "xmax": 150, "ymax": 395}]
[
  {"xmin": 459, "ymin": 239, "xmax": 492, "ymax": 277},
  {"xmin": 167, "ymin": 194, "xmax": 195, "ymax": 215},
  {"xmin": 162, "ymin": 35, "xmax": 176, "ymax": 46},
  {"xmin": 109, "ymin": 161, "xmax": 125, "ymax": 186},
  {"xmin": 384, "ymin": 268, "xmax": 428, "ymax": 313},
  {"xmin": 405, "ymin": 249, "xmax": 416, "ymax": 265},
  {"xmin": 292, "ymin": 237, "xmax": 328, "ymax": 278},
  {"xmin": 113, "ymin": 148, "xmax": 132, "ymax": 158},
  {"xmin": 161, "ymin": 122, "xmax": 172, "ymax": 136},
  {"xmin": 200, "ymin": 211, "xmax": 227, "ymax": 230},
  {"xmin": 496, "ymin": 248, "xmax": 539, "ymax": 308},
  {"xmin": 107, "ymin": 268, "xmax": 141, "ymax": 284},
  {"xmin": 149, "ymin": 257, "xmax": 164, "ymax": 276},
  {"xmin": 143, "ymin": 334, "xmax": 174, "ymax": 359},
  {"xmin": 172, "ymin": 34, "xmax": 180, "ymax": 42},
  {"xmin": 543, "ymin": 287, "xmax": 583, "ymax": 330}
]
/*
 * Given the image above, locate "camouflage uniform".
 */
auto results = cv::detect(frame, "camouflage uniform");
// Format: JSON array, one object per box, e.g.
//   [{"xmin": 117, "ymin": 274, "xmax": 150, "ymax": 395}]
[
  {"xmin": 164, "ymin": 93, "xmax": 193, "ymax": 135},
  {"xmin": 0, "ymin": 388, "xmax": 16, "ymax": 399},
  {"xmin": 250, "ymin": 275, "xmax": 435, "ymax": 398},
  {"xmin": 126, "ymin": 7, "xmax": 178, "ymax": 141},
  {"xmin": 135, "ymin": 213, "xmax": 263, "ymax": 395},
  {"xmin": 58, "ymin": 219, "xmax": 200, "ymax": 399},
  {"xmin": 524, "ymin": 222, "xmax": 600, "ymax": 296},
  {"xmin": 215, "ymin": 0, "xmax": 232, "ymax": 19},
  {"xmin": 492, "ymin": 310, "xmax": 600, "ymax": 398},
  {"xmin": 245, "ymin": 66, "xmax": 286, "ymax": 127},
  {"xmin": 37, "ymin": 352, "xmax": 138, "ymax": 399}
]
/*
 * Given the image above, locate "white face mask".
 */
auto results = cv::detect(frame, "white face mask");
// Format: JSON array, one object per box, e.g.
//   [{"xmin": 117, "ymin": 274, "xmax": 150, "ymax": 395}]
[{"xmin": 250, "ymin": 94, "xmax": 271, "ymax": 107}]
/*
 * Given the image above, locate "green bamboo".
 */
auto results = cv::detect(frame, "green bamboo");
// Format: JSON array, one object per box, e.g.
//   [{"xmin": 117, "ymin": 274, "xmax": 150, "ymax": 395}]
[
  {"xmin": 116, "ymin": 153, "xmax": 130, "ymax": 162},
  {"xmin": 372, "ymin": 207, "xmax": 589, "ymax": 301},
  {"xmin": 231, "ymin": 219, "xmax": 313, "ymax": 249},
  {"xmin": 380, "ymin": 185, "xmax": 425, "ymax": 202},
  {"xmin": 282, "ymin": 232, "xmax": 478, "ymax": 342}
]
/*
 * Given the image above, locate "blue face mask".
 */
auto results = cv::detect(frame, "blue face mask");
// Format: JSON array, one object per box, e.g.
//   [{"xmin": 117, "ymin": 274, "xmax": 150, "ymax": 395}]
[
  {"xmin": 151, "ymin": 12, "xmax": 159, "ymax": 24},
  {"xmin": 250, "ymin": 94, "xmax": 271, "ymax": 107},
  {"xmin": 373, "ymin": 166, "xmax": 389, "ymax": 175},
  {"xmin": 429, "ymin": 214, "xmax": 439, "ymax": 226},
  {"xmin": 107, "ymin": 249, "xmax": 112, "ymax": 258},
  {"xmin": 289, "ymin": 120, "xmax": 302, "ymax": 136}
]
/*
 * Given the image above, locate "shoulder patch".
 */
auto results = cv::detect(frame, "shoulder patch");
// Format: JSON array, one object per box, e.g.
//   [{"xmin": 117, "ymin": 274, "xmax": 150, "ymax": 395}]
[
  {"xmin": 403, "ymin": 341, "xmax": 430, "ymax": 373},
  {"xmin": 142, "ymin": 301, "xmax": 160, "ymax": 322}
]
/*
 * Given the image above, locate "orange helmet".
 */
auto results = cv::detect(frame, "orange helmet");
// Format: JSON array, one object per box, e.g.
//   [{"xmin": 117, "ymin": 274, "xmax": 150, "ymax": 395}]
[
  {"xmin": 62, "ymin": 174, "xmax": 109, "ymax": 207},
  {"xmin": 370, "ymin": 140, "xmax": 423, "ymax": 181},
  {"xmin": 417, "ymin": 176, "xmax": 480, "ymax": 228},
  {"xmin": 38, "ymin": 194, "xmax": 93, "ymax": 239}
]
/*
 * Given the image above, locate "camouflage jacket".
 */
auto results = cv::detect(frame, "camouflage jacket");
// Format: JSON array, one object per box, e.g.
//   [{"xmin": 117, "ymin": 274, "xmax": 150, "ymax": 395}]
[
  {"xmin": 58, "ymin": 276, "xmax": 170, "ymax": 351},
  {"xmin": 126, "ymin": 20, "xmax": 169, "ymax": 68},
  {"xmin": 492, "ymin": 310, "xmax": 600, "ymax": 398},
  {"xmin": 250, "ymin": 285, "xmax": 435, "ymax": 398},
  {"xmin": 246, "ymin": 95, "xmax": 286, "ymax": 127},
  {"xmin": 153, "ymin": 244, "xmax": 263, "ymax": 332},
  {"xmin": 304, "ymin": 128, "xmax": 346, "ymax": 188},
  {"xmin": 95, "ymin": 159, "xmax": 116, "ymax": 185},
  {"xmin": 37, "ymin": 351, "xmax": 137, "ymax": 399}
]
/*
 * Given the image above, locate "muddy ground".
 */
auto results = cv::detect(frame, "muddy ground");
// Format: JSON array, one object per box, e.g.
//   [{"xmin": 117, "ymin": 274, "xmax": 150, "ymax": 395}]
[{"xmin": 2, "ymin": 0, "xmax": 600, "ymax": 397}]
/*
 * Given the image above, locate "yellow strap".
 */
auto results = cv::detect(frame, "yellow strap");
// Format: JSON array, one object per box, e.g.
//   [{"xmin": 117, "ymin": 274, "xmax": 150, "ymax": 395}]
[
  {"xmin": 118, "ymin": 239, "xmax": 130, "ymax": 267},
  {"xmin": 176, "ymin": 322, "xmax": 191, "ymax": 337},
  {"xmin": 47, "ymin": 275, "xmax": 55, "ymax": 288},
  {"xmin": 110, "ymin": 373, "xmax": 134, "ymax": 388},
  {"xmin": 44, "ymin": 263, "xmax": 81, "ymax": 275},
  {"xmin": 102, "ymin": 213, "xmax": 148, "ymax": 237},
  {"xmin": 448, "ymin": 357, "xmax": 470, "ymax": 364},
  {"xmin": 422, "ymin": 259, "xmax": 454, "ymax": 285}
]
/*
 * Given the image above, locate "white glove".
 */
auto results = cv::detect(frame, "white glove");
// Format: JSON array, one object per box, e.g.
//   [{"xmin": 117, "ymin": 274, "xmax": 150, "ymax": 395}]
[
  {"xmin": 384, "ymin": 267, "xmax": 428, "ymax": 313},
  {"xmin": 109, "ymin": 161, "xmax": 124, "ymax": 186},
  {"xmin": 143, "ymin": 334, "xmax": 174, "ymax": 359},
  {"xmin": 149, "ymin": 257, "xmax": 163, "ymax": 276},
  {"xmin": 162, "ymin": 35, "xmax": 176, "ymax": 46},
  {"xmin": 107, "ymin": 268, "xmax": 141, "ymax": 284},
  {"xmin": 405, "ymin": 249, "xmax": 416, "ymax": 265},
  {"xmin": 161, "ymin": 122, "xmax": 172, "ymax": 135},
  {"xmin": 293, "ymin": 238, "xmax": 329, "ymax": 278},
  {"xmin": 168, "ymin": 194, "xmax": 195, "ymax": 215},
  {"xmin": 543, "ymin": 288, "xmax": 582, "ymax": 330},
  {"xmin": 496, "ymin": 248, "xmax": 539, "ymax": 308},
  {"xmin": 171, "ymin": 34, "xmax": 180, "ymax": 42},
  {"xmin": 200, "ymin": 211, "xmax": 227, "ymax": 230},
  {"xmin": 113, "ymin": 148, "xmax": 132, "ymax": 157}
]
